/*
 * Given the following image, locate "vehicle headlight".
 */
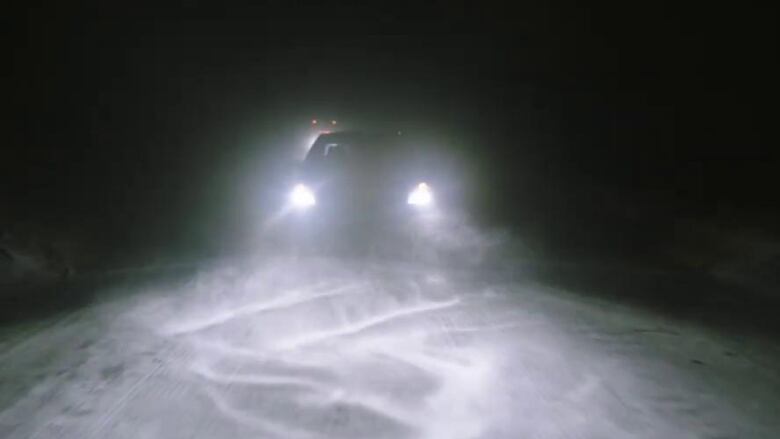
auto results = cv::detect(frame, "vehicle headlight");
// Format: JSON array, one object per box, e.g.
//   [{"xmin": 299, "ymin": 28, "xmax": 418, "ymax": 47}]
[
  {"xmin": 407, "ymin": 182, "xmax": 433, "ymax": 207},
  {"xmin": 290, "ymin": 183, "xmax": 316, "ymax": 208}
]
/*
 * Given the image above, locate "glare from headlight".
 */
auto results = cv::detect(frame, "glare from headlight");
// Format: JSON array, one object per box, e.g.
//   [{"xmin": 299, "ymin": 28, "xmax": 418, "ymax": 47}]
[
  {"xmin": 407, "ymin": 182, "xmax": 433, "ymax": 207},
  {"xmin": 290, "ymin": 183, "xmax": 316, "ymax": 208}
]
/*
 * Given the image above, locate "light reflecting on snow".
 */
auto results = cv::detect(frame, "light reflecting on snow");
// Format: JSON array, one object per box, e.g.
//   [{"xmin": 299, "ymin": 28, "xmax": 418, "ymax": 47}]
[
  {"xmin": 5, "ymin": 256, "xmax": 780, "ymax": 439},
  {"xmin": 149, "ymin": 258, "xmax": 505, "ymax": 438}
]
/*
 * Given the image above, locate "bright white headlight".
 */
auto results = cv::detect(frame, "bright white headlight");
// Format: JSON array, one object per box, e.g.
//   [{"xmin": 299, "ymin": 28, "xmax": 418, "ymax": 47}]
[
  {"xmin": 407, "ymin": 182, "xmax": 433, "ymax": 207},
  {"xmin": 290, "ymin": 183, "xmax": 316, "ymax": 208}
]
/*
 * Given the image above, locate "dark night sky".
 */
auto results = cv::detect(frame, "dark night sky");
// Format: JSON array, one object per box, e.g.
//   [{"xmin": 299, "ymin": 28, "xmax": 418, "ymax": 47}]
[{"xmin": 3, "ymin": 1, "xmax": 778, "ymax": 257}]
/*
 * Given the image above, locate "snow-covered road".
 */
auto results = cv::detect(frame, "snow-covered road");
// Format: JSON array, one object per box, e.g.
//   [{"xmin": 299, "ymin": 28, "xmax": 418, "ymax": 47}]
[{"xmin": 1, "ymin": 257, "xmax": 779, "ymax": 438}]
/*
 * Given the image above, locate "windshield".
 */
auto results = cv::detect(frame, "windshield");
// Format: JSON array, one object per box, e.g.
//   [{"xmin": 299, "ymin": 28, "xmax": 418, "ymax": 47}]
[{"xmin": 304, "ymin": 133, "xmax": 407, "ymax": 167}]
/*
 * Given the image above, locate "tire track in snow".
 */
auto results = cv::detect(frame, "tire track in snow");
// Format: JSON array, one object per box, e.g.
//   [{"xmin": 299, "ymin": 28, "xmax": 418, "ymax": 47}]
[{"xmin": 82, "ymin": 349, "xmax": 171, "ymax": 439}]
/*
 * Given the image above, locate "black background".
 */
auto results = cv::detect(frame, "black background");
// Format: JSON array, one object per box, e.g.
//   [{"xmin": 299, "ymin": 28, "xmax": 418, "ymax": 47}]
[{"xmin": 4, "ymin": 1, "xmax": 778, "ymax": 265}]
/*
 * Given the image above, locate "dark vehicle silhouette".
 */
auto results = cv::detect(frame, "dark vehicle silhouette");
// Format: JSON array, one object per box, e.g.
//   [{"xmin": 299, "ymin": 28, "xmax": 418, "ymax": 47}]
[{"xmin": 283, "ymin": 131, "xmax": 449, "ymax": 256}]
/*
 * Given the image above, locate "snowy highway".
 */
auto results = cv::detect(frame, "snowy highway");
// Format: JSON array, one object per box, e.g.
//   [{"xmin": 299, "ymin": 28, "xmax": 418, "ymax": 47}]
[{"xmin": 1, "ymin": 256, "xmax": 779, "ymax": 438}]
